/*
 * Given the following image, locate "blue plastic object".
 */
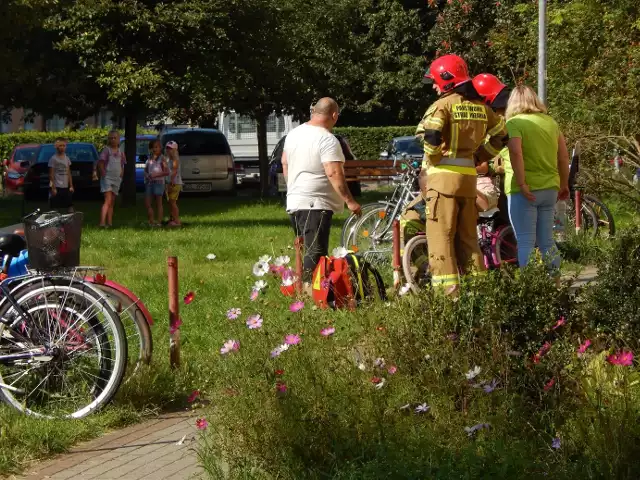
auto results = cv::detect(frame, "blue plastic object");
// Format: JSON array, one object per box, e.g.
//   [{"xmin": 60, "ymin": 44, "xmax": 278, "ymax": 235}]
[{"xmin": 5, "ymin": 250, "xmax": 29, "ymax": 277}]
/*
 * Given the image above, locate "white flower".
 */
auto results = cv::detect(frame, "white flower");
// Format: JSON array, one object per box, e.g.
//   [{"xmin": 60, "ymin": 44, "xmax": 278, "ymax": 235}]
[
  {"xmin": 270, "ymin": 343, "xmax": 290, "ymax": 358},
  {"xmin": 274, "ymin": 255, "xmax": 290, "ymax": 266},
  {"xmin": 281, "ymin": 276, "xmax": 296, "ymax": 287},
  {"xmin": 206, "ymin": 253, "xmax": 217, "ymax": 261},
  {"xmin": 258, "ymin": 255, "xmax": 272, "ymax": 264},
  {"xmin": 332, "ymin": 246, "xmax": 349, "ymax": 258},
  {"xmin": 374, "ymin": 378, "xmax": 386, "ymax": 389},
  {"xmin": 357, "ymin": 363, "xmax": 366, "ymax": 371},
  {"xmin": 252, "ymin": 261, "xmax": 270, "ymax": 277},
  {"xmin": 415, "ymin": 403, "xmax": 430, "ymax": 413},
  {"xmin": 465, "ymin": 366, "xmax": 481, "ymax": 380},
  {"xmin": 424, "ymin": 354, "xmax": 431, "ymax": 361},
  {"xmin": 254, "ymin": 280, "xmax": 268, "ymax": 291},
  {"xmin": 374, "ymin": 357, "xmax": 386, "ymax": 368},
  {"xmin": 398, "ymin": 283, "xmax": 411, "ymax": 296}
]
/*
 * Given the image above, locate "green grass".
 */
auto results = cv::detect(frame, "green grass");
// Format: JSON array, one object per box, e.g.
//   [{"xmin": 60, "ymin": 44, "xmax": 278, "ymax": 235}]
[{"xmin": 0, "ymin": 192, "xmax": 374, "ymax": 475}]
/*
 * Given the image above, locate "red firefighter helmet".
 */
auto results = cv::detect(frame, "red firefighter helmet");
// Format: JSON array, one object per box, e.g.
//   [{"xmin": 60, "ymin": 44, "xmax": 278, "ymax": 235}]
[
  {"xmin": 423, "ymin": 54, "xmax": 471, "ymax": 93},
  {"xmin": 472, "ymin": 74, "xmax": 507, "ymax": 105}
]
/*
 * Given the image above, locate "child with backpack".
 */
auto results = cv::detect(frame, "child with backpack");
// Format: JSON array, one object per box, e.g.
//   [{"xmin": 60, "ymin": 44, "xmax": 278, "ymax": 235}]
[{"xmin": 144, "ymin": 139, "xmax": 168, "ymax": 227}]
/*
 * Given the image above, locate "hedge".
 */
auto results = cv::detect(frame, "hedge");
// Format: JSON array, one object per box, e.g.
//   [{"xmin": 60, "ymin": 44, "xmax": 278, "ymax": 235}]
[
  {"xmin": 0, "ymin": 126, "xmax": 414, "ymax": 162},
  {"xmin": 333, "ymin": 126, "xmax": 415, "ymax": 160}
]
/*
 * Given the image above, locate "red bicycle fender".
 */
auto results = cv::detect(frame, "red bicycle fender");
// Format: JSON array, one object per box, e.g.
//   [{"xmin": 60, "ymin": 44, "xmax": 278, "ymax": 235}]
[{"xmin": 83, "ymin": 277, "xmax": 154, "ymax": 325}]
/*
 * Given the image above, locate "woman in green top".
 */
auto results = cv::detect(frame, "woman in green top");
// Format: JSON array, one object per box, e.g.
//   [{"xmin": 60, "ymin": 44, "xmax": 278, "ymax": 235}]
[{"xmin": 504, "ymin": 85, "xmax": 570, "ymax": 273}]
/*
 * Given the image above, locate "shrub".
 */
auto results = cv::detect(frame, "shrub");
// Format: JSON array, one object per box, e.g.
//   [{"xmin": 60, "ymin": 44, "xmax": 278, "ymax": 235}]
[
  {"xmin": 0, "ymin": 127, "xmax": 156, "ymax": 161},
  {"xmin": 194, "ymin": 256, "xmax": 640, "ymax": 479},
  {"xmin": 333, "ymin": 126, "xmax": 415, "ymax": 160}
]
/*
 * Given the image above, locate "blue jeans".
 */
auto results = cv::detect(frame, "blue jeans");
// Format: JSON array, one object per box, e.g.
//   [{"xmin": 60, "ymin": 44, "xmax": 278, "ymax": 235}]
[{"xmin": 507, "ymin": 188, "xmax": 560, "ymax": 272}]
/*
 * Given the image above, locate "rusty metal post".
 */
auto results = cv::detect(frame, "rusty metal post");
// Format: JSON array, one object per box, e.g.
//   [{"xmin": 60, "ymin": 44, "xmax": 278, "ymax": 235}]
[
  {"xmin": 168, "ymin": 256, "xmax": 180, "ymax": 368},
  {"xmin": 294, "ymin": 236, "xmax": 304, "ymax": 293},
  {"xmin": 392, "ymin": 220, "xmax": 401, "ymax": 289},
  {"xmin": 574, "ymin": 189, "xmax": 582, "ymax": 233}
]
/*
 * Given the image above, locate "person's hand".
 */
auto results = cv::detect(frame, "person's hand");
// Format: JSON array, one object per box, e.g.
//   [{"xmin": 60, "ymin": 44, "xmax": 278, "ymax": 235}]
[
  {"xmin": 69, "ymin": 186, "xmax": 75, "ymax": 194},
  {"xmin": 51, "ymin": 187, "xmax": 57, "ymax": 197},
  {"xmin": 557, "ymin": 185, "xmax": 570, "ymax": 201},
  {"xmin": 520, "ymin": 183, "xmax": 536, "ymax": 202},
  {"xmin": 347, "ymin": 200, "xmax": 362, "ymax": 216}
]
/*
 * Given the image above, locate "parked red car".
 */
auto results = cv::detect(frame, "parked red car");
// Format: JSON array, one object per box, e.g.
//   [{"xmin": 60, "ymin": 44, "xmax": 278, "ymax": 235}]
[{"xmin": 2, "ymin": 144, "xmax": 39, "ymax": 194}]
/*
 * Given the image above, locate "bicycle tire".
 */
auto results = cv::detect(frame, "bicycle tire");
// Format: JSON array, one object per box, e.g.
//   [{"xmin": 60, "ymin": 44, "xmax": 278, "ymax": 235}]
[
  {"xmin": 90, "ymin": 282, "xmax": 153, "ymax": 374},
  {"xmin": 583, "ymin": 194, "xmax": 615, "ymax": 238},
  {"xmin": 402, "ymin": 234, "xmax": 431, "ymax": 294},
  {"xmin": 563, "ymin": 201, "xmax": 599, "ymax": 239},
  {"xmin": 340, "ymin": 202, "xmax": 386, "ymax": 248},
  {"xmin": 0, "ymin": 278, "xmax": 127, "ymax": 418},
  {"xmin": 492, "ymin": 225, "xmax": 518, "ymax": 266}
]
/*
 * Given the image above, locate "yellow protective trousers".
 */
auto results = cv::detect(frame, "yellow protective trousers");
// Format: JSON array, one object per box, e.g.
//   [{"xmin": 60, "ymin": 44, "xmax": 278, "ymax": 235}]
[
  {"xmin": 399, "ymin": 196, "xmax": 426, "ymax": 256},
  {"xmin": 424, "ymin": 190, "xmax": 485, "ymax": 288}
]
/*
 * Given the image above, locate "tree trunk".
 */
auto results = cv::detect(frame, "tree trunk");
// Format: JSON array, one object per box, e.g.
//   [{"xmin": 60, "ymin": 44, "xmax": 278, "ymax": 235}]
[
  {"xmin": 256, "ymin": 114, "xmax": 270, "ymax": 197},
  {"xmin": 122, "ymin": 109, "xmax": 138, "ymax": 205}
]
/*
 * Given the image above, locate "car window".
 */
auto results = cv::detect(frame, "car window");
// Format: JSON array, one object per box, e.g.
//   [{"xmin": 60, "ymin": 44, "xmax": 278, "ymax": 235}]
[
  {"xmin": 36, "ymin": 144, "xmax": 98, "ymax": 163},
  {"xmin": 14, "ymin": 148, "xmax": 38, "ymax": 163},
  {"xmin": 395, "ymin": 139, "xmax": 422, "ymax": 155},
  {"xmin": 270, "ymin": 137, "xmax": 285, "ymax": 164},
  {"xmin": 121, "ymin": 140, "xmax": 152, "ymax": 157},
  {"xmin": 161, "ymin": 131, "xmax": 231, "ymax": 156}
]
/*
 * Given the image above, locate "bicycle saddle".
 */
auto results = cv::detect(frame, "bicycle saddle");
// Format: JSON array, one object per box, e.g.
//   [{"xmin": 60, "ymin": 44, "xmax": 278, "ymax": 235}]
[
  {"xmin": 0, "ymin": 234, "xmax": 27, "ymax": 258},
  {"xmin": 478, "ymin": 208, "xmax": 500, "ymax": 219}
]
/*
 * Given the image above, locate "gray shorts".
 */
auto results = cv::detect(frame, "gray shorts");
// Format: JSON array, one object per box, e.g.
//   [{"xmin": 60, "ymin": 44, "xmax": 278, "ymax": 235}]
[{"xmin": 101, "ymin": 177, "xmax": 122, "ymax": 195}]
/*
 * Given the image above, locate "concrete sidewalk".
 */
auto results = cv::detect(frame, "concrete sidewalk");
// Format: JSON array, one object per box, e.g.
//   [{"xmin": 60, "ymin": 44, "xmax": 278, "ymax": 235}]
[{"xmin": 15, "ymin": 412, "xmax": 204, "ymax": 480}]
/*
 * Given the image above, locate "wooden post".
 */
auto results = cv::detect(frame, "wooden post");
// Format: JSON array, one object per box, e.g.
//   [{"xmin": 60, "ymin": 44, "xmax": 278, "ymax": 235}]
[
  {"xmin": 574, "ymin": 189, "xmax": 582, "ymax": 233},
  {"xmin": 392, "ymin": 220, "xmax": 401, "ymax": 289},
  {"xmin": 168, "ymin": 256, "xmax": 180, "ymax": 368},
  {"xmin": 294, "ymin": 236, "xmax": 303, "ymax": 293}
]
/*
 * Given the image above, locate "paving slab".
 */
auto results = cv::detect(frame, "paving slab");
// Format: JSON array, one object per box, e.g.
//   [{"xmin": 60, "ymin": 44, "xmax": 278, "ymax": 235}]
[{"xmin": 14, "ymin": 411, "xmax": 204, "ymax": 480}]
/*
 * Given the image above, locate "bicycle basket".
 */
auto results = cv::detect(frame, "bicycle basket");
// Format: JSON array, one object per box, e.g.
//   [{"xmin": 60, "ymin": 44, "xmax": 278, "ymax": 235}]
[{"xmin": 24, "ymin": 211, "xmax": 83, "ymax": 271}]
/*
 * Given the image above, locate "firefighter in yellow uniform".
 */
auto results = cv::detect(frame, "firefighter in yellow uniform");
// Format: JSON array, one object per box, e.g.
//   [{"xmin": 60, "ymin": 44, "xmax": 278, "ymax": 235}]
[{"xmin": 417, "ymin": 54, "xmax": 508, "ymax": 293}]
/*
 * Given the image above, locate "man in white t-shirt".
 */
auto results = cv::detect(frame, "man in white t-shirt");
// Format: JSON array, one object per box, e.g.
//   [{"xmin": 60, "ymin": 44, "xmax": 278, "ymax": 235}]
[{"xmin": 282, "ymin": 97, "xmax": 361, "ymax": 280}]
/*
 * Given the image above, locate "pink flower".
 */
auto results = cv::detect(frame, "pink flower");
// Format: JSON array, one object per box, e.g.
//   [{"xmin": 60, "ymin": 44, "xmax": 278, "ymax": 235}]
[
  {"xmin": 275, "ymin": 369, "xmax": 284, "ymax": 376},
  {"xmin": 276, "ymin": 382, "xmax": 287, "ymax": 393},
  {"xmin": 285, "ymin": 334, "xmax": 301, "ymax": 345},
  {"xmin": 246, "ymin": 314, "xmax": 263, "ymax": 329},
  {"xmin": 195, "ymin": 418, "xmax": 208, "ymax": 430},
  {"xmin": 289, "ymin": 301, "xmax": 304, "ymax": 312},
  {"xmin": 220, "ymin": 339, "xmax": 240, "ymax": 355},
  {"xmin": 544, "ymin": 378, "xmax": 556, "ymax": 392},
  {"xmin": 187, "ymin": 390, "xmax": 200, "ymax": 403},
  {"xmin": 552, "ymin": 316, "xmax": 566, "ymax": 330},
  {"xmin": 577, "ymin": 339, "xmax": 591, "ymax": 355},
  {"xmin": 183, "ymin": 291, "xmax": 195, "ymax": 305},
  {"xmin": 250, "ymin": 289, "xmax": 259, "ymax": 301},
  {"xmin": 226, "ymin": 308, "xmax": 241, "ymax": 320},
  {"xmin": 533, "ymin": 342, "xmax": 552, "ymax": 364},
  {"xmin": 388, "ymin": 365, "xmax": 397, "ymax": 375},
  {"xmin": 169, "ymin": 317, "xmax": 183, "ymax": 335},
  {"xmin": 320, "ymin": 326, "xmax": 335, "ymax": 336},
  {"xmin": 607, "ymin": 350, "xmax": 634, "ymax": 366}
]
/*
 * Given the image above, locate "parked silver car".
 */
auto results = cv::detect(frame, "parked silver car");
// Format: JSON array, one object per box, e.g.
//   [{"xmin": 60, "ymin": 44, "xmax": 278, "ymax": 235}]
[{"xmin": 160, "ymin": 129, "xmax": 235, "ymax": 193}]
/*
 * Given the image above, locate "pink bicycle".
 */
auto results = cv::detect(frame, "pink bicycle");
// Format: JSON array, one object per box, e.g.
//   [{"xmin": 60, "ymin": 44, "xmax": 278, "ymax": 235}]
[{"xmin": 402, "ymin": 208, "xmax": 518, "ymax": 292}]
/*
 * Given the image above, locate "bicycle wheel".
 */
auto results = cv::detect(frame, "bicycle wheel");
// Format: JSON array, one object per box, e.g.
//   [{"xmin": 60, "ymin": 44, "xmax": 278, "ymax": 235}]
[
  {"xmin": 350, "ymin": 206, "xmax": 396, "ymax": 263},
  {"xmin": 584, "ymin": 194, "xmax": 615, "ymax": 238},
  {"xmin": 402, "ymin": 234, "xmax": 431, "ymax": 293},
  {"xmin": 492, "ymin": 225, "xmax": 518, "ymax": 266},
  {"xmin": 340, "ymin": 202, "xmax": 385, "ymax": 248},
  {"xmin": 562, "ymin": 201, "xmax": 599, "ymax": 240},
  {"xmin": 0, "ymin": 278, "xmax": 127, "ymax": 418},
  {"xmin": 90, "ymin": 282, "xmax": 153, "ymax": 375}
]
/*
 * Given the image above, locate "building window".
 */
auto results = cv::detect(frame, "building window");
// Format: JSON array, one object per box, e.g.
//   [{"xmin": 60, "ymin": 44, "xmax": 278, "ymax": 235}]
[
  {"xmin": 46, "ymin": 115, "xmax": 66, "ymax": 132},
  {"xmin": 23, "ymin": 109, "xmax": 35, "ymax": 131}
]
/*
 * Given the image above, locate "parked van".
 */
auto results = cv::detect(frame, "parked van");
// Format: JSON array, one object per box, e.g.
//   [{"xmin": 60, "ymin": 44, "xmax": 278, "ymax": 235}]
[{"xmin": 159, "ymin": 128, "xmax": 235, "ymax": 193}]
